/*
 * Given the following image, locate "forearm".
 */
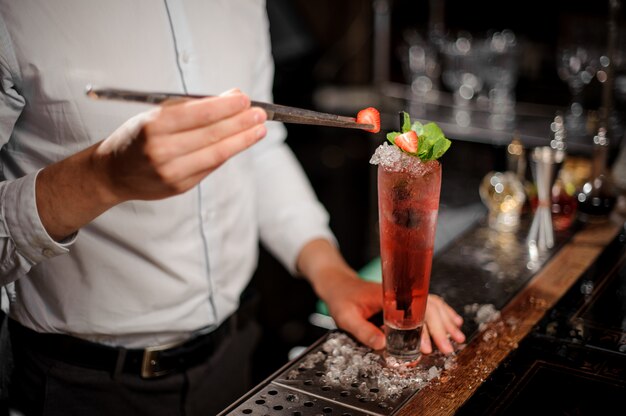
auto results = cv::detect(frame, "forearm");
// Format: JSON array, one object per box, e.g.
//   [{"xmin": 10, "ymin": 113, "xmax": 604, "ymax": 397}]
[
  {"xmin": 296, "ymin": 238, "xmax": 357, "ymax": 299},
  {"xmin": 36, "ymin": 142, "xmax": 118, "ymax": 241},
  {"xmin": 297, "ymin": 238, "xmax": 386, "ymax": 350}
]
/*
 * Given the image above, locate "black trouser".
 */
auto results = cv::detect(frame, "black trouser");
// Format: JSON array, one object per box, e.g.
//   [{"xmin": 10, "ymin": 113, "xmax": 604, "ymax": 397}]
[{"xmin": 8, "ymin": 318, "xmax": 260, "ymax": 416}]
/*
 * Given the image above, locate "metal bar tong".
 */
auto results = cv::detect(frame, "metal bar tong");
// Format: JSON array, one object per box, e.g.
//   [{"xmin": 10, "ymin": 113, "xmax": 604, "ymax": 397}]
[{"xmin": 85, "ymin": 86, "xmax": 375, "ymax": 131}]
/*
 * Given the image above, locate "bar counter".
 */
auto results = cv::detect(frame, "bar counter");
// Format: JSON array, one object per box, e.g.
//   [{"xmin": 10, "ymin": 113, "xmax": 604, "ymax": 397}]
[
  {"xmin": 219, "ymin": 210, "xmax": 626, "ymax": 415},
  {"xmin": 402, "ymin": 214, "xmax": 626, "ymax": 415}
]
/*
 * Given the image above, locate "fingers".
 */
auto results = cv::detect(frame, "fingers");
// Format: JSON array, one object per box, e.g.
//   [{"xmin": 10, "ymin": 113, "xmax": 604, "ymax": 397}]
[
  {"xmin": 425, "ymin": 305, "xmax": 454, "ymax": 355},
  {"xmin": 334, "ymin": 310, "xmax": 385, "ymax": 351},
  {"xmin": 95, "ymin": 88, "xmax": 271, "ymax": 203},
  {"xmin": 420, "ymin": 324, "xmax": 433, "ymax": 354},
  {"xmin": 163, "ymin": 106, "xmax": 267, "ymax": 158},
  {"xmin": 423, "ymin": 295, "xmax": 466, "ymax": 355},
  {"xmin": 358, "ymin": 322, "xmax": 386, "ymax": 351},
  {"xmin": 147, "ymin": 93, "xmax": 252, "ymax": 134},
  {"xmin": 443, "ymin": 302, "xmax": 466, "ymax": 342},
  {"xmin": 138, "ymin": 90, "xmax": 268, "ymax": 169},
  {"xmin": 143, "ymin": 93, "xmax": 267, "ymax": 185},
  {"xmin": 160, "ymin": 122, "xmax": 267, "ymax": 185}
]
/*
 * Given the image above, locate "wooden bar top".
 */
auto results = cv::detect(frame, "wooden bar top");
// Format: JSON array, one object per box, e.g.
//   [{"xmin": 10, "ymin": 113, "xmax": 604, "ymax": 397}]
[{"xmin": 396, "ymin": 216, "xmax": 625, "ymax": 416}]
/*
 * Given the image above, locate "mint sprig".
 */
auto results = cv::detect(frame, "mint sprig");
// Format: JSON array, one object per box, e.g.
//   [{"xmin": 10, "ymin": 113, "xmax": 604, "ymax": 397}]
[{"xmin": 386, "ymin": 112, "xmax": 451, "ymax": 161}]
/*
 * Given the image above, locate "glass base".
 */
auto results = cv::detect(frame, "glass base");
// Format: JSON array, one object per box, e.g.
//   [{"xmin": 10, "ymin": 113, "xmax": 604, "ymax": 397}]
[{"xmin": 385, "ymin": 325, "xmax": 423, "ymax": 362}]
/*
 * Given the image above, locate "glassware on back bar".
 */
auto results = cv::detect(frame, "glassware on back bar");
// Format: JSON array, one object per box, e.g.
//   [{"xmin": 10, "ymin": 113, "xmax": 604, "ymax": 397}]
[
  {"xmin": 547, "ymin": 114, "xmax": 576, "ymax": 231},
  {"xmin": 530, "ymin": 157, "xmax": 587, "ymax": 231},
  {"xmin": 528, "ymin": 146, "xmax": 564, "ymax": 250},
  {"xmin": 479, "ymin": 171, "xmax": 526, "ymax": 232},
  {"xmin": 527, "ymin": 114, "xmax": 579, "ymax": 231},
  {"xmin": 375, "ymin": 144, "xmax": 442, "ymax": 361},
  {"xmin": 479, "ymin": 136, "xmax": 526, "ymax": 232},
  {"xmin": 550, "ymin": 177, "xmax": 578, "ymax": 231},
  {"xmin": 576, "ymin": 127, "xmax": 617, "ymax": 222}
]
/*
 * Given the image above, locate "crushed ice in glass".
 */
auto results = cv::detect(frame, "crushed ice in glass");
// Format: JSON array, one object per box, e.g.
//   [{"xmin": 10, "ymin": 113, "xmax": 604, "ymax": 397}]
[
  {"xmin": 288, "ymin": 332, "xmax": 457, "ymax": 401},
  {"xmin": 370, "ymin": 143, "xmax": 437, "ymax": 176}
]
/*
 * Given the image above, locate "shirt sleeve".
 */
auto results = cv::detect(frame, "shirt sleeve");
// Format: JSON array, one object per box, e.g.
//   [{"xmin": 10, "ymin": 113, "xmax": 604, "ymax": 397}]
[
  {"xmin": 0, "ymin": 17, "xmax": 76, "ymax": 285},
  {"xmin": 248, "ymin": 7, "xmax": 337, "ymax": 275}
]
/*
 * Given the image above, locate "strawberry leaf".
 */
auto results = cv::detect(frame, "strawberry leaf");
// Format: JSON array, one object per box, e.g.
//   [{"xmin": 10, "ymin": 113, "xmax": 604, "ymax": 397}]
[{"xmin": 402, "ymin": 112, "xmax": 412, "ymax": 133}]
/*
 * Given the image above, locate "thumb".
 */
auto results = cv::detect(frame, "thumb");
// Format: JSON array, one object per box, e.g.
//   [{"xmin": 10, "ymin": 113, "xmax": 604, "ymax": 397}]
[
  {"xmin": 335, "ymin": 311, "xmax": 386, "ymax": 351},
  {"xmin": 97, "ymin": 109, "xmax": 158, "ymax": 154}
]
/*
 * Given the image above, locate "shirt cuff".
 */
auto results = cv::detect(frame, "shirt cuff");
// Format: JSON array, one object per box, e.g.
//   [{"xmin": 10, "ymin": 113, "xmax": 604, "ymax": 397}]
[{"xmin": 2, "ymin": 170, "xmax": 77, "ymax": 264}]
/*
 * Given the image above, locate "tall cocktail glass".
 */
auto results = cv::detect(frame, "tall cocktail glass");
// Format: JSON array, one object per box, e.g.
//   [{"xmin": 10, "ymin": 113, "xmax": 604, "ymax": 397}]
[{"xmin": 377, "ymin": 150, "xmax": 442, "ymax": 362}]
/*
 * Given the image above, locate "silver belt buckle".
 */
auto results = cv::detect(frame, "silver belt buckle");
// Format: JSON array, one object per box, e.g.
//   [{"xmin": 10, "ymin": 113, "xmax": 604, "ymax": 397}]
[{"xmin": 141, "ymin": 340, "xmax": 185, "ymax": 379}]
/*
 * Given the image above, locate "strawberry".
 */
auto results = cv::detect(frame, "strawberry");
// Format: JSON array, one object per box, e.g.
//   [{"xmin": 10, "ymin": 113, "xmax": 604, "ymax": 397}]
[
  {"xmin": 394, "ymin": 130, "xmax": 419, "ymax": 153},
  {"xmin": 356, "ymin": 107, "xmax": 381, "ymax": 133}
]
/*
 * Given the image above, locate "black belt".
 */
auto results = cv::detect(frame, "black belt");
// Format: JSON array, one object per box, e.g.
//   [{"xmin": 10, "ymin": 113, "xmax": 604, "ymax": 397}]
[{"xmin": 9, "ymin": 314, "xmax": 240, "ymax": 379}]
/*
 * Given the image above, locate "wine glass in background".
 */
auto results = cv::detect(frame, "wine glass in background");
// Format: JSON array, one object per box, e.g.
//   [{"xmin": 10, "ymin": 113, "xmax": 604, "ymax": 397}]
[
  {"xmin": 608, "ymin": 26, "xmax": 626, "ymax": 144},
  {"xmin": 399, "ymin": 29, "xmax": 442, "ymax": 115},
  {"xmin": 556, "ymin": 44, "xmax": 601, "ymax": 137},
  {"xmin": 479, "ymin": 30, "xmax": 520, "ymax": 130},
  {"xmin": 613, "ymin": 27, "xmax": 626, "ymax": 105},
  {"xmin": 440, "ymin": 32, "xmax": 484, "ymax": 127}
]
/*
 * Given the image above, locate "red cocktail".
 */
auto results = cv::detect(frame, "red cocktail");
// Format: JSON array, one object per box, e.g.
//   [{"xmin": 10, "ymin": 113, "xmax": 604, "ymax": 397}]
[{"xmin": 377, "ymin": 152, "xmax": 442, "ymax": 361}]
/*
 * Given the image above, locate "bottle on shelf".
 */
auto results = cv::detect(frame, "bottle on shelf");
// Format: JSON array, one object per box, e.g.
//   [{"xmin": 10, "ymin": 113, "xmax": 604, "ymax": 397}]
[
  {"xmin": 548, "ymin": 114, "xmax": 578, "ymax": 231},
  {"xmin": 507, "ymin": 134, "xmax": 527, "ymax": 182},
  {"xmin": 550, "ymin": 176, "xmax": 578, "ymax": 231},
  {"xmin": 507, "ymin": 134, "xmax": 535, "ymax": 214},
  {"xmin": 576, "ymin": 127, "xmax": 617, "ymax": 223}
]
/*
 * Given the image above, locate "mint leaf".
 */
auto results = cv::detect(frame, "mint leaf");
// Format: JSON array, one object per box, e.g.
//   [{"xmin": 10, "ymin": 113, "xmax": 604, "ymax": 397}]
[
  {"xmin": 419, "ymin": 122, "xmax": 450, "ymax": 161},
  {"xmin": 431, "ymin": 136, "xmax": 452, "ymax": 160},
  {"xmin": 387, "ymin": 112, "xmax": 451, "ymax": 160},
  {"xmin": 422, "ymin": 122, "xmax": 444, "ymax": 140},
  {"xmin": 410, "ymin": 121, "xmax": 425, "ymax": 136}
]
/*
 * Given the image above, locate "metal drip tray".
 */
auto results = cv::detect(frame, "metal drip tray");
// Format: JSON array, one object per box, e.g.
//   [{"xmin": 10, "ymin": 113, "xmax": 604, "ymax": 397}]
[
  {"xmin": 219, "ymin": 331, "xmax": 452, "ymax": 416},
  {"xmin": 221, "ymin": 383, "xmax": 371, "ymax": 416}
]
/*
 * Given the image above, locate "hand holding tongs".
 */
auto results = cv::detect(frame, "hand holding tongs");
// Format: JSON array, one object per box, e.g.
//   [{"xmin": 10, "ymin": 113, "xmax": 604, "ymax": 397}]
[{"xmin": 85, "ymin": 86, "xmax": 375, "ymax": 131}]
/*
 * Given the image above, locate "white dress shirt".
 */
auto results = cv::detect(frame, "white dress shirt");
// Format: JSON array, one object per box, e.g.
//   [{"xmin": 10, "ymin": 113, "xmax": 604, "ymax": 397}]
[{"xmin": 0, "ymin": 0, "xmax": 335, "ymax": 347}]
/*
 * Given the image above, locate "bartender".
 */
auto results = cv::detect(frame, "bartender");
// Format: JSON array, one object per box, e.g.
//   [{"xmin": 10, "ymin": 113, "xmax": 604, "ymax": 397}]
[{"xmin": 0, "ymin": 1, "xmax": 465, "ymax": 415}]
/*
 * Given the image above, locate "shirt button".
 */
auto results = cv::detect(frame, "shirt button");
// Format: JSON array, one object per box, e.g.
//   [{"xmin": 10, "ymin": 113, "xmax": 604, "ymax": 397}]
[
  {"xmin": 42, "ymin": 248, "xmax": 54, "ymax": 257},
  {"xmin": 180, "ymin": 51, "xmax": 190, "ymax": 64}
]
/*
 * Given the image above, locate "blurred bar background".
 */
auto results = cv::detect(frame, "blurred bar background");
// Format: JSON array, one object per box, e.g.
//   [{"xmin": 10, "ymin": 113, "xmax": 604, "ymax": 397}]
[{"xmin": 250, "ymin": 0, "xmax": 626, "ymax": 383}]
